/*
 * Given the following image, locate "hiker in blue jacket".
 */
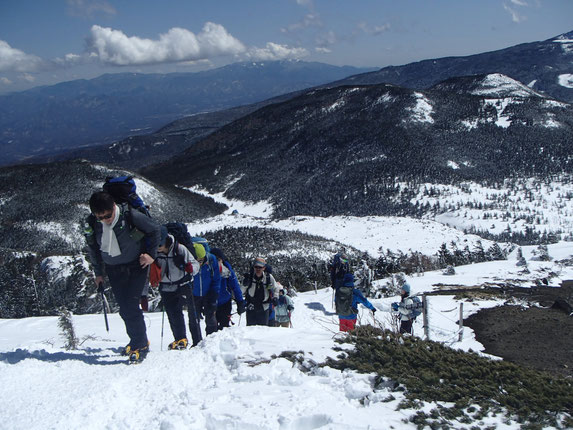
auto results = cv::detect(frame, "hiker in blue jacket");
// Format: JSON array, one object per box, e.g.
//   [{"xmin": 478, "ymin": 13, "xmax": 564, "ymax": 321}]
[
  {"xmin": 336, "ymin": 273, "xmax": 376, "ymax": 332},
  {"xmin": 192, "ymin": 243, "xmax": 221, "ymax": 338},
  {"xmin": 85, "ymin": 191, "xmax": 161, "ymax": 363},
  {"xmin": 211, "ymin": 248, "xmax": 246, "ymax": 330},
  {"xmin": 392, "ymin": 283, "xmax": 415, "ymax": 334}
]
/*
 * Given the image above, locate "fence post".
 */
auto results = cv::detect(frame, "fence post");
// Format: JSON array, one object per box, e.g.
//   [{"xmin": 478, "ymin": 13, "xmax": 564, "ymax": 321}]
[
  {"xmin": 458, "ymin": 302, "xmax": 464, "ymax": 342},
  {"xmin": 423, "ymin": 295, "xmax": 430, "ymax": 340},
  {"xmin": 314, "ymin": 281, "xmax": 318, "ymax": 294}
]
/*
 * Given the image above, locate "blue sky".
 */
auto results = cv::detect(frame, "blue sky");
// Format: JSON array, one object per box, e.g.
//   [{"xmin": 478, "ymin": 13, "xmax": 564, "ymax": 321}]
[{"xmin": 0, "ymin": 0, "xmax": 572, "ymax": 93}]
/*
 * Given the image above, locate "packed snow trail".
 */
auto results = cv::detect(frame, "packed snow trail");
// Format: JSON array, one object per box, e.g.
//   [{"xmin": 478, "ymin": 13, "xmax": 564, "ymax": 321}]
[{"xmin": 0, "ymin": 287, "xmax": 526, "ymax": 430}]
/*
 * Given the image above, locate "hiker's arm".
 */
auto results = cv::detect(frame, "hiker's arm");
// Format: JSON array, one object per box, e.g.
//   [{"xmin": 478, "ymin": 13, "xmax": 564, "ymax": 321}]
[
  {"xmin": 131, "ymin": 210, "xmax": 161, "ymax": 259},
  {"xmin": 84, "ymin": 217, "xmax": 104, "ymax": 277},
  {"xmin": 228, "ymin": 265, "xmax": 245, "ymax": 303}
]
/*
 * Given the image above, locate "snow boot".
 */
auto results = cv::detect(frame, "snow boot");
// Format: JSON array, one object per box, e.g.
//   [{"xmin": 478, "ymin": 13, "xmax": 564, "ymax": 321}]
[
  {"xmin": 168, "ymin": 338, "xmax": 188, "ymax": 350},
  {"xmin": 120, "ymin": 344, "xmax": 132, "ymax": 356},
  {"xmin": 128, "ymin": 342, "xmax": 149, "ymax": 364}
]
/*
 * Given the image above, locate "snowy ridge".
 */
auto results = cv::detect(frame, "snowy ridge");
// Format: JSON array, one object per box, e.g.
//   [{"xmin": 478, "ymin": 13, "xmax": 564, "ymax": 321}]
[{"xmin": 471, "ymin": 73, "xmax": 544, "ymax": 98}]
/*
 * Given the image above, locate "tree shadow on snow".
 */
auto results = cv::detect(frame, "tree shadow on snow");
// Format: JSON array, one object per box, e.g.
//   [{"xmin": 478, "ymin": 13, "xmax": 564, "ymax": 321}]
[
  {"xmin": 0, "ymin": 347, "xmax": 127, "ymax": 365},
  {"xmin": 305, "ymin": 302, "xmax": 336, "ymax": 316}
]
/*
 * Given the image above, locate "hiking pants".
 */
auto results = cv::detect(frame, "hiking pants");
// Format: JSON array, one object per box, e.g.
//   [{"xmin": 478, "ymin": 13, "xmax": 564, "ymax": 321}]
[
  {"xmin": 216, "ymin": 300, "xmax": 232, "ymax": 330},
  {"xmin": 194, "ymin": 294, "xmax": 218, "ymax": 336},
  {"xmin": 160, "ymin": 284, "xmax": 202, "ymax": 346},
  {"xmin": 339, "ymin": 318, "xmax": 356, "ymax": 332},
  {"xmin": 107, "ymin": 262, "xmax": 149, "ymax": 350},
  {"xmin": 400, "ymin": 319, "xmax": 413, "ymax": 334},
  {"xmin": 246, "ymin": 309, "xmax": 269, "ymax": 326}
]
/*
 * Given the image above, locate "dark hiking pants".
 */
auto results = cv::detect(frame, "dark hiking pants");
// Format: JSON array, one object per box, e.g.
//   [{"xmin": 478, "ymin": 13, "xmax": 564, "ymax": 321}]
[
  {"xmin": 161, "ymin": 284, "xmax": 202, "ymax": 346},
  {"xmin": 107, "ymin": 261, "xmax": 148, "ymax": 350},
  {"xmin": 216, "ymin": 300, "xmax": 233, "ymax": 330},
  {"xmin": 194, "ymin": 292, "xmax": 218, "ymax": 336},
  {"xmin": 246, "ymin": 308, "xmax": 269, "ymax": 326}
]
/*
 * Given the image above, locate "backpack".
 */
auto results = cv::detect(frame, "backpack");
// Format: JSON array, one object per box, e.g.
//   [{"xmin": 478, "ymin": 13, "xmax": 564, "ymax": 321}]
[
  {"xmin": 191, "ymin": 236, "xmax": 210, "ymax": 253},
  {"xmin": 335, "ymin": 286, "xmax": 355, "ymax": 317},
  {"xmin": 164, "ymin": 222, "xmax": 198, "ymax": 266},
  {"xmin": 407, "ymin": 296, "xmax": 424, "ymax": 319},
  {"xmin": 102, "ymin": 176, "xmax": 150, "ymax": 217}
]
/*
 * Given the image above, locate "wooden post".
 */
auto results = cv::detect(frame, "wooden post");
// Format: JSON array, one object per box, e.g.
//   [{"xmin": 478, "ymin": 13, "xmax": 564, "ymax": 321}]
[
  {"xmin": 458, "ymin": 302, "xmax": 464, "ymax": 342},
  {"xmin": 423, "ymin": 295, "xmax": 430, "ymax": 340}
]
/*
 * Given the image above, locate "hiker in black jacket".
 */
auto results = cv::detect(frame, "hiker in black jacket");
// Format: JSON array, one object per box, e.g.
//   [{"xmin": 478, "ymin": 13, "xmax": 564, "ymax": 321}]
[
  {"xmin": 242, "ymin": 257, "xmax": 278, "ymax": 326},
  {"xmin": 84, "ymin": 191, "xmax": 161, "ymax": 363}
]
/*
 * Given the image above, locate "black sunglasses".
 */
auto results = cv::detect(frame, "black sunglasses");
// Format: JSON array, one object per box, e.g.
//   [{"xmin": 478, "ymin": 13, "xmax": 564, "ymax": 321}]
[{"xmin": 96, "ymin": 212, "xmax": 113, "ymax": 221}]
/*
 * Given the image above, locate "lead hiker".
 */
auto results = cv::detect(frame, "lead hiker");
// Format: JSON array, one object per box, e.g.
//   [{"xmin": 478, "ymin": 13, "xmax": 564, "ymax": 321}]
[
  {"xmin": 243, "ymin": 257, "xmax": 278, "ymax": 326},
  {"xmin": 84, "ymin": 191, "xmax": 161, "ymax": 363},
  {"xmin": 192, "ymin": 243, "xmax": 221, "ymax": 339},
  {"xmin": 152, "ymin": 226, "xmax": 201, "ymax": 349},
  {"xmin": 211, "ymin": 247, "xmax": 246, "ymax": 330},
  {"xmin": 336, "ymin": 273, "xmax": 376, "ymax": 332},
  {"xmin": 274, "ymin": 289, "xmax": 294, "ymax": 328}
]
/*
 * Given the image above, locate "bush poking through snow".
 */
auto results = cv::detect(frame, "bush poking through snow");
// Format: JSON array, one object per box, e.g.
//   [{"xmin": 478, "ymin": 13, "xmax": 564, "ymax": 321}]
[
  {"xmin": 58, "ymin": 308, "xmax": 78, "ymax": 350},
  {"xmin": 326, "ymin": 326, "xmax": 573, "ymax": 429}
]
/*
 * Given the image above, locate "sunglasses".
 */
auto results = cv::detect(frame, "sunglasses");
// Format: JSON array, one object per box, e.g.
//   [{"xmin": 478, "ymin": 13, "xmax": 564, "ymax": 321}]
[{"xmin": 96, "ymin": 212, "xmax": 113, "ymax": 221}]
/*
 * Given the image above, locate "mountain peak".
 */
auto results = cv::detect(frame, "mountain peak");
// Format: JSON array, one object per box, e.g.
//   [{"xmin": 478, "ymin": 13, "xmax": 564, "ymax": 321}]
[{"xmin": 470, "ymin": 73, "xmax": 543, "ymax": 98}]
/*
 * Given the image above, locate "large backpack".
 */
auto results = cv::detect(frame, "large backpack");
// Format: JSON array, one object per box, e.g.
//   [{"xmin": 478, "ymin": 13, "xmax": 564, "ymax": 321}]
[
  {"xmin": 335, "ymin": 286, "xmax": 355, "ymax": 317},
  {"xmin": 164, "ymin": 222, "xmax": 198, "ymax": 266},
  {"xmin": 103, "ymin": 176, "xmax": 150, "ymax": 217},
  {"xmin": 407, "ymin": 296, "xmax": 424, "ymax": 319},
  {"xmin": 191, "ymin": 236, "xmax": 210, "ymax": 253}
]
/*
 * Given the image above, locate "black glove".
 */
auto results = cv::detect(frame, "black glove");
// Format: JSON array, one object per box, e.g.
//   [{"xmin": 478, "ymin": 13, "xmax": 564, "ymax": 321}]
[
  {"xmin": 272, "ymin": 297, "xmax": 278, "ymax": 306},
  {"xmin": 287, "ymin": 305, "xmax": 294, "ymax": 311},
  {"xmin": 372, "ymin": 308, "xmax": 377, "ymax": 314},
  {"xmin": 236, "ymin": 301, "xmax": 246, "ymax": 315},
  {"xmin": 97, "ymin": 281, "xmax": 105, "ymax": 294}
]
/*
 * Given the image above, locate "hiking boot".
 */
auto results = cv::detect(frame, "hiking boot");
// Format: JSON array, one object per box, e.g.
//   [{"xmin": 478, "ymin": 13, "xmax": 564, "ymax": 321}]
[
  {"xmin": 168, "ymin": 338, "xmax": 188, "ymax": 350},
  {"xmin": 128, "ymin": 343, "xmax": 149, "ymax": 364},
  {"xmin": 120, "ymin": 344, "xmax": 132, "ymax": 356}
]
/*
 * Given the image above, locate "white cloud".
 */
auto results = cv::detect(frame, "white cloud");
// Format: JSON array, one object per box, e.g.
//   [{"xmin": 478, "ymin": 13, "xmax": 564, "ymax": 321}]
[
  {"xmin": 503, "ymin": 2, "xmax": 527, "ymax": 23},
  {"xmin": 67, "ymin": 0, "xmax": 116, "ymax": 17},
  {"xmin": 247, "ymin": 43, "xmax": 309, "ymax": 61},
  {"xmin": 87, "ymin": 23, "xmax": 246, "ymax": 66},
  {"xmin": 281, "ymin": 13, "xmax": 322, "ymax": 34},
  {"xmin": 295, "ymin": 0, "xmax": 314, "ymax": 8},
  {"xmin": 0, "ymin": 40, "xmax": 44, "ymax": 72},
  {"xmin": 510, "ymin": 0, "xmax": 528, "ymax": 5},
  {"xmin": 357, "ymin": 22, "xmax": 391, "ymax": 36},
  {"xmin": 0, "ymin": 77, "xmax": 13, "ymax": 85},
  {"xmin": 315, "ymin": 47, "xmax": 331, "ymax": 54},
  {"xmin": 21, "ymin": 73, "xmax": 36, "ymax": 82}
]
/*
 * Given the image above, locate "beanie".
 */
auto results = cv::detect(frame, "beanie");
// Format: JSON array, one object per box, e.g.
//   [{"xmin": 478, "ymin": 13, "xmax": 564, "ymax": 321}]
[
  {"xmin": 253, "ymin": 257, "xmax": 267, "ymax": 268},
  {"xmin": 401, "ymin": 283, "xmax": 411, "ymax": 295},
  {"xmin": 193, "ymin": 243, "xmax": 206, "ymax": 260}
]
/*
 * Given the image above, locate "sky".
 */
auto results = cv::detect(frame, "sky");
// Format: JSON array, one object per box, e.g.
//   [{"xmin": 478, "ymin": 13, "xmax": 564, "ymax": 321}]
[{"xmin": 0, "ymin": 0, "xmax": 572, "ymax": 93}]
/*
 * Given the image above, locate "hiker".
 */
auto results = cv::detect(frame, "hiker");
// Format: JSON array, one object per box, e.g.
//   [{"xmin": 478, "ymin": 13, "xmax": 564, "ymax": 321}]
[
  {"xmin": 336, "ymin": 273, "xmax": 376, "ymax": 332},
  {"xmin": 152, "ymin": 226, "xmax": 201, "ymax": 349},
  {"xmin": 329, "ymin": 252, "xmax": 350, "ymax": 291},
  {"xmin": 192, "ymin": 243, "xmax": 221, "ymax": 338},
  {"xmin": 392, "ymin": 283, "xmax": 415, "ymax": 334},
  {"xmin": 274, "ymin": 289, "xmax": 294, "ymax": 328},
  {"xmin": 210, "ymin": 247, "xmax": 246, "ymax": 330},
  {"xmin": 84, "ymin": 191, "xmax": 161, "ymax": 363},
  {"xmin": 243, "ymin": 257, "xmax": 279, "ymax": 326}
]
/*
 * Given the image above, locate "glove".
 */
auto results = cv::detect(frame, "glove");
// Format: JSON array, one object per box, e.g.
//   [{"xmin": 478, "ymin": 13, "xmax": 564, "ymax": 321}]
[
  {"xmin": 372, "ymin": 308, "xmax": 376, "ymax": 314},
  {"xmin": 392, "ymin": 302, "xmax": 399, "ymax": 311},
  {"xmin": 272, "ymin": 297, "xmax": 278, "ymax": 306},
  {"xmin": 97, "ymin": 281, "xmax": 105, "ymax": 294},
  {"xmin": 236, "ymin": 301, "xmax": 246, "ymax": 315},
  {"xmin": 287, "ymin": 305, "xmax": 294, "ymax": 311}
]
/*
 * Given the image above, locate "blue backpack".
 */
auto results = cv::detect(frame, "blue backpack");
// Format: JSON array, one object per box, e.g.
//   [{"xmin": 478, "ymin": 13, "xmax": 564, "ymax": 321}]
[
  {"xmin": 103, "ymin": 176, "xmax": 150, "ymax": 217},
  {"xmin": 409, "ymin": 296, "xmax": 423, "ymax": 319}
]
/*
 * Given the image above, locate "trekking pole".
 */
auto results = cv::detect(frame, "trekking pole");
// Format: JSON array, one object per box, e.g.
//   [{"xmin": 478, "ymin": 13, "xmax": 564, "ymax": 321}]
[
  {"xmin": 288, "ymin": 311, "xmax": 293, "ymax": 328},
  {"xmin": 160, "ymin": 301, "xmax": 165, "ymax": 351},
  {"xmin": 98, "ymin": 281, "xmax": 109, "ymax": 333}
]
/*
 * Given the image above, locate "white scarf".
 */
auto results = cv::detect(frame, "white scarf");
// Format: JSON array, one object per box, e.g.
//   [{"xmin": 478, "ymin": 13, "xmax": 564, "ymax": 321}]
[{"xmin": 101, "ymin": 204, "xmax": 121, "ymax": 257}]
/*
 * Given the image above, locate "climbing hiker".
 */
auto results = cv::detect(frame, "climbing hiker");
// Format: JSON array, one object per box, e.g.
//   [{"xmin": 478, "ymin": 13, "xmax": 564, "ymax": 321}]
[
  {"xmin": 192, "ymin": 243, "xmax": 221, "ymax": 339},
  {"xmin": 152, "ymin": 226, "xmax": 201, "ymax": 349},
  {"xmin": 274, "ymin": 289, "xmax": 294, "ymax": 328},
  {"xmin": 336, "ymin": 273, "xmax": 376, "ymax": 332},
  {"xmin": 391, "ymin": 283, "xmax": 420, "ymax": 335},
  {"xmin": 84, "ymin": 191, "xmax": 161, "ymax": 363},
  {"xmin": 211, "ymin": 247, "xmax": 246, "ymax": 330},
  {"xmin": 243, "ymin": 257, "xmax": 278, "ymax": 326}
]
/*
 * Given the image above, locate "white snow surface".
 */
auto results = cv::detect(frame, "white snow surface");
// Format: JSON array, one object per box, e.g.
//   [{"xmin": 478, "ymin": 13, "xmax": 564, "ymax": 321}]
[
  {"xmin": 558, "ymin": 74, "xmax": 573, "ymax": 89},
  {"xmin": 471, "ymin": 74, "xmax": 540, "ymax": 98},
  {"xmin": 4, "ymin": 254, "xmax": 570, "ymax": 430}
]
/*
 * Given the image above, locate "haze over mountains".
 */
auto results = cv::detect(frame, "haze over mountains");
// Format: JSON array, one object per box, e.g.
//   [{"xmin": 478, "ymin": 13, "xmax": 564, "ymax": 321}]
[{"xmin": 0, "ymin": 61, "xmax": 375, "ymax": 166}]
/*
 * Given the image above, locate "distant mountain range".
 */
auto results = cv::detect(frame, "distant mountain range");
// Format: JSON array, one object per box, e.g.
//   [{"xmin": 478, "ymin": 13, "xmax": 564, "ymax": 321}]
[
  {"xmin": 334, "ymin": 30, "xmax": 573, "ymax": 103},
  {"xmin": 142, "ymin": 73, "xmax": 573, "ymax": 218},
  {"xmin": 50, "ymin": 30, "xmax": 573, "ymax": 170},
  {"xmin": 0, "ymin": 61, "xmax": 376, "ymax": 166}
]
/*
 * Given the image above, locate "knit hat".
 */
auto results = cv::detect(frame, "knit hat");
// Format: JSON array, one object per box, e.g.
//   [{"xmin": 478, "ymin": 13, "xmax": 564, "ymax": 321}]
[
  {"xmin": 343, "ymin": 273, "xmax": 354, "ymax": 287},
  {"xmin": 193, "ymin": 243, "xmax": 206, "ymax": 260},
  {"xmin": 401, "ymin": 283, "xmax": 411, "ymax": 294},
  {"xmin": 253, "ymin": 257, "xmax": 266, "ymax": 268}
]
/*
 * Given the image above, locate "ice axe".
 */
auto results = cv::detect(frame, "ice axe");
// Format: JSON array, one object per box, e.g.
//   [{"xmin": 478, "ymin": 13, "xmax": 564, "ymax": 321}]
[{"xmin": 98, "ymin": 281, "xmax": 110, "ymax": 332}]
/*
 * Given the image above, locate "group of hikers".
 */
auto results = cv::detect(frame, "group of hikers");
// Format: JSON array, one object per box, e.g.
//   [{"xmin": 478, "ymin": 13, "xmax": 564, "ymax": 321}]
[{"xmin": 84, "ymin": 180, "xmax": 419, "ymax": 364}]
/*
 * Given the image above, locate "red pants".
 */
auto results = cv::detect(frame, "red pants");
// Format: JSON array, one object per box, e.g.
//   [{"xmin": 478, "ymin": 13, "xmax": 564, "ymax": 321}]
[{"xmin": 339, "ymin": 318, "xmax": 356, "ymax": 332}]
